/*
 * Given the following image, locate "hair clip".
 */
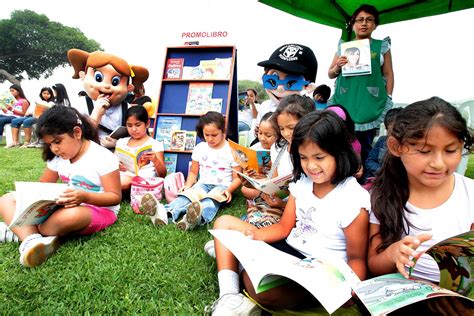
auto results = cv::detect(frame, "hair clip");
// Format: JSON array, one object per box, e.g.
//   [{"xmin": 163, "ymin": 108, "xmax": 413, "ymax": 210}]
[{"xmin": 76, "ymin": 115, "xmax": 82, "ymax": 125}]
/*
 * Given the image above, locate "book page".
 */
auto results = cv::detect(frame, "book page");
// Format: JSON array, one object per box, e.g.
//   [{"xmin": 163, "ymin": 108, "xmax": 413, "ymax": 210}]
[{"xmin": 115, "ymin": 147, "xmax": 137, "ymax": 174}]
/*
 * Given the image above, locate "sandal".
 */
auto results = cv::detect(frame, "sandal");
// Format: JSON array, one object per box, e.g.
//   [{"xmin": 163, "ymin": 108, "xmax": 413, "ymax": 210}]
[
  {"xmin": 5, "ymin": 142, "xmax": 19, "ymax": 148},
  {"xmin": 20, "ymin": 142, "xmax": 30, "ymax": 148}
]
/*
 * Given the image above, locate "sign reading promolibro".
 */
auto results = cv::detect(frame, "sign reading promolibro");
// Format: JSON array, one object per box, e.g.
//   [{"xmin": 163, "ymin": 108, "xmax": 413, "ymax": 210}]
[{"xmin": 181, "ymin": 31, "xmax": 229, "ymax": 39}]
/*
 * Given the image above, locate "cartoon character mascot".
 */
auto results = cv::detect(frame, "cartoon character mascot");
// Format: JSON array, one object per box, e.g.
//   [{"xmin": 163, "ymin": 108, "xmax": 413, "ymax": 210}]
[{"xmin": 67, "ymin": 49, "xmax": 149, "ymax": 148}]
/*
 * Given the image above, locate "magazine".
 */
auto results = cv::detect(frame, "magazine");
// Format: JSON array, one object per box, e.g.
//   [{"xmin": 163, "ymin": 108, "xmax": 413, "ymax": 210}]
[
  {"xmin": 115, "ymin": 144, "xmax": 153, "ymax": 175},
  {"xmin": 164, "ymin": 153, "xmax": 178, "ymax": 174},
  {"xmin": 109, "ymin": 126, "xmax": 129, "ymax": 139},
  {"xmin": 341, "ymin": 38, "xmax": 371, "ymax": 77},
  {"xmin": 185, "ymin": 82, "xmax": 214, "ymax": 115},
  {"xmin": 164, "ymin": 58, "xmax": 184, "ymax": 79},
  {"xmin": 210, "ymin": 229, "xmax": 474, "ymax": 315},
  {"xmin": 155, "ymin": 116, "xmax": 182, "ymax": 150},
  {"xmin": 235, "ymin": 170, "xmax": 291, "ymax": 198},
  {"xmin": 9, "ymin": 182, "xmax": 69, "ymax": 228},
  {"xmin": 0, "ymin": 91, "xmax": 16, "ymax": 111},
  {"xmin": 228, "ymin": 140, "xmax": 271, "ymax": 175}
]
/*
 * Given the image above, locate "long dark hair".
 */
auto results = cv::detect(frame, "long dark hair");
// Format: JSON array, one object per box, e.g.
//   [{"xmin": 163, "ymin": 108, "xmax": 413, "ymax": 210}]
[
  {"xmin": 39, "ymin": 87, "xmax": 54, "ymax": 102},
  {"xmin": 371, "ymin": 97, "xmax": 472, "ymax": 252},
  {"xmin": 36, "ymin": 106, "xmax": 98, "ymax": 161},
  {"xmin": 10, "ymin": 84, "xmax": 27, "ymax": 100},
  {"xmin": 272, "ymin": 94, "xmax": 315, "ymax": 149},
  {"xmin": 125, "ymin": 105, "xmax": 150, "ymax": 136},
  {"xmin": 52, "ymin": 83, "xmax": 71, "ymax": 107},
  {"xmin": 291, "ymin": 110, "xmax": 360, "ymax": 185}
]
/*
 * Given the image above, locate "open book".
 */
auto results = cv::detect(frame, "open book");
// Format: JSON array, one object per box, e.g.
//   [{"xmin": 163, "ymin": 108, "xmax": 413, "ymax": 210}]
[
  {"xmin": 115, "ymin": 144, "xmax": 153, "ymax": 175},
  {"xmin": 228, "ymin": 140, "xmax": 271, "ymax": 175},
  {"xmin": 210, "ymin": 229, "xmax": 474, "ymax": 315},
  {"xmin": 235, "ymin": 170, "xmax": 291, "ymax": 199},
  {"xmin": 9, "ymin": 182, "xmax": 69, "ymax": 228},
  {"xmin": 0, "ymin": 91, "xmax": 16, "ymax": 111}
]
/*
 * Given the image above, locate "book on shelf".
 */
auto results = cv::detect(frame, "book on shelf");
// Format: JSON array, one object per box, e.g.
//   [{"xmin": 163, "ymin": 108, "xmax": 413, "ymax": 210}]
[
  {"xmin": 155, "ymin": 116, "xmax": 182, "ymax": 150},
  {"xmin": 341, "ymin": 38, "xmax": 371, "ymax": 77},
  {"xmin": 184, "ymin": 131, "xmax": 197, "ymax": 151},
  {"xmin": 211, "ymin": 229, "xmax": 474, "ymax": 315},
  {"xmin": 115, "ymin": 144, "xmax": 153, "ymax": 175},
  {"xmin": 33, "ymin": 101, "xmax": 53, "ymax": 118},
  {"xmin": 228, "ymin": 140, "xmax": 271, "ymax": 175},
  {"xmin": 185, "ymin": 82, "xmax": 214, "ymax": 115},
  {"xmin": 170, "ymin": 130, "xmax": 186, "ymax": 151},
  {"xmin": 0, "ymin": 91, "xmax": 16, "ymax": 111},
  {"xmin": 215, "ymin": 57, "xmax": 232, "ymax": 79},
  {"xmin": 208, "ymin": 98, "xmax": 223, "ymax": 113},
  {"xmin": 164, "ymin": 153, "xmax": 178, "ymax": 174},
  {"xmin": 182, "ymin": 65, "xmax": 204, "ymax": 80},
  {"xmin": 164, "ymin": 58, "xmax": 184, "ymax": 79},
  {"xmin": 235, "ymin": 170, "xmax": 292, "ymax": 199},
  {"xmin": 199, "ymin": 59, "xmax": 219, "ymax": 79},
  {"xmin": 109, "ymin": 126, "xmax": 129, "ymax": 140},
  {"xmin": 9, "ymin": 182, "xmax": 69, "ymax": 228}
]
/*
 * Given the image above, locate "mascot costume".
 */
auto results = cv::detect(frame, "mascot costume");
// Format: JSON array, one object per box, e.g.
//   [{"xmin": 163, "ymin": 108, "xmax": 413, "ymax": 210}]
[
  {"xmin": 252, "ymin": 43, "xmax": 318, "ymax": 141},
  {"xmin": 67, "ymin": 49, "xmax": 149, "ymax": 148}
]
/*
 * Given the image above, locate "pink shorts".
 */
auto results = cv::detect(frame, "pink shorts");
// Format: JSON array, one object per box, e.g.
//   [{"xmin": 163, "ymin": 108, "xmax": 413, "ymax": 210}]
[{"xmin": 78, "ymin": 204, "xmax": 117, "ymax": 235}]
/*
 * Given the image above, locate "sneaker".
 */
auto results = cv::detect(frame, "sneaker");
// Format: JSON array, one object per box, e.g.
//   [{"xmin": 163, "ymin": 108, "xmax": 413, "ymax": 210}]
[
  {"xmin": 0, "ymin": 222, "xmax": 19, "ymax": 243},
  {"xmin": 204, "ymin": 239, "xmax": 216, "ymax": 258},
  {"xmin": 19, "ymin": 234, "xmax": 60, "ymax": 267},
  {"xmin": 176, "ymin": 201, "xmax": 203, "ymax": 231},
  {"xmin": 26, "ymin": 141, "xmax": 39, "ymax": 148},
  {"xmin": 205, "ymin": 293, "xmax": 261, "ymax": 316},
  {"xmin": 139, "ymin": 193, "xmax": 169, "ymax": 226}
]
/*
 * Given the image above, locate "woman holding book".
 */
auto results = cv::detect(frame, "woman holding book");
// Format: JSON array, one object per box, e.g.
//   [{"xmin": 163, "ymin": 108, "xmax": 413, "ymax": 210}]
[
  {"xmin": 328, "ymin": 4, "xmax": 394, "ymax": 164},
  {"xmin": 0, "ymin": 84, "xmax": 30, "ymax": 145}
]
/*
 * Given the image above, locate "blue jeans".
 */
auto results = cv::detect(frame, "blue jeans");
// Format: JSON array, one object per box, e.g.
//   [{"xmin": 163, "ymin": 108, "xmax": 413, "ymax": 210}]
[
  {"xmin": 10, "ymin": 116, "xmax": 37, "ymax": 128},
  {"xmin": 0, "ymin": 115, "xmax": 15, "ymax": 136},
  {"xmin": 238, "ymin": 121, "xmax": 251, "ymax": 132},
  {"xmin": 165, "ymin": 183, "xmax": 226, "ymax": 224}
]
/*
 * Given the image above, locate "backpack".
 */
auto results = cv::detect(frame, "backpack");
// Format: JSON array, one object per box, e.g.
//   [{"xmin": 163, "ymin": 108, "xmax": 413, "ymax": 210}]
[
  {"xmin": 130, "ymin": 176, "xmax": 164, "ymax": 214},
  {"xmin": 164, "ymin": 172, "xmax": 185, "ymax": 203}
]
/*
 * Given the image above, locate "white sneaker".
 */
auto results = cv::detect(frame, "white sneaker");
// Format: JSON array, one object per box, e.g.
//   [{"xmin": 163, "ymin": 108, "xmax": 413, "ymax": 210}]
[
  {"xmin": 19, "ymin": 234, "xmax": 60, "ymax": 267},
  {"xmin": 204, "ymin": 239, "xmax": 216, "ymax": 258},
  {"xmin": 0, "ymin": 222, "xmax": 19, "ymax": 243},
  {"xmin": 176, "ymin": 201, "xmax": 203, "ymax": 231},
  {"xmin": 205, "ymin": 293, "xmax": 261, "ymax": 316},
  {"xmin": 150, "ymin": 203, "xmax": 169, "ymax": 227}
]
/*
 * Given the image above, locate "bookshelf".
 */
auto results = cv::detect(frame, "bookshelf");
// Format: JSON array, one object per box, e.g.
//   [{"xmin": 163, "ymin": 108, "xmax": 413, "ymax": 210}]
[{"xmin": 153, "ymin": 45, "xmax": 238, "ymax": 177}]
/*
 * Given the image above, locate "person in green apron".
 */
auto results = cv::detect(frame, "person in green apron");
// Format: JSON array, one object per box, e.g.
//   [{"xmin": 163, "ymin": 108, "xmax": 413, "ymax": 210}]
[{"xmin": 328, "ymin": 4, "xmax": 394, "ymax": 165}]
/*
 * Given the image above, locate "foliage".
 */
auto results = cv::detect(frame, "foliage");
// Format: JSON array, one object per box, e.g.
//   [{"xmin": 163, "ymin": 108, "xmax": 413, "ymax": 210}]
[
  {"xmin": 0, "ymin": 10, "xmax": 101, "ymax": 84},
  {"xmin": 238, "ymin": 79, "xmax": 269, "ymax": 103}
]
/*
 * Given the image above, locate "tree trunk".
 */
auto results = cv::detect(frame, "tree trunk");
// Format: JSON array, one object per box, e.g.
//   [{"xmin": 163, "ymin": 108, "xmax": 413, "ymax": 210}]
[{"xmin": 0, "ymin": 69, "xmax": 21, "ymax": 86}]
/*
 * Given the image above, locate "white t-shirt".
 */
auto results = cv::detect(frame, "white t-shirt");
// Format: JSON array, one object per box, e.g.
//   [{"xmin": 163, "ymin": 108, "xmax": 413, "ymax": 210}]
[
  {"xmin": 47, "ymin": 141, "xmax": 120, "ymax": 214},
  {"xmin": 192, "ymin": 141, "xmax": 238, "ymax": 187},
  {"xmin": 98, "ymin": 103, "xmax": 123, "ymax": 139},
  {"xmin": 255, "ymin": 99, "xmax": 277, "ymax": 124},
  {"xmin": 287, "ymin": 176, "xmax": 370, "ymax": 261},
  {"xmin": 270, "ymin": 143, "xmax": 292, "ymax": 176},
  {"xmin": 116, "ymin": 136, "xmax": 164, "ymax": 178},
  {"xmin": 370, "ymin": 173, "xmax": 474, "ymax": 282}
]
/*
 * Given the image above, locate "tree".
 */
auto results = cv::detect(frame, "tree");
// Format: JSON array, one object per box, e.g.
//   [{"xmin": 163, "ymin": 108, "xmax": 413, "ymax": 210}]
[
  {"xmin": 238, "ymin": 79, "xmax": 268, "ymax": 103},
  {"xmin": 0, "ymin": 10, "xmax": 102, "ymax": 85}
]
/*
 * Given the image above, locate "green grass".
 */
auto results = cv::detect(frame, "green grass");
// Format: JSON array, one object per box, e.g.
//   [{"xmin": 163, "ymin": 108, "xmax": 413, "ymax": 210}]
[
  {"xmin": 1, "ymin": 147, "xmax": 473, "ymax": 313},
  {"xmin": 0, "ymin": 147, "xmax": 246, "ymax": 314}
]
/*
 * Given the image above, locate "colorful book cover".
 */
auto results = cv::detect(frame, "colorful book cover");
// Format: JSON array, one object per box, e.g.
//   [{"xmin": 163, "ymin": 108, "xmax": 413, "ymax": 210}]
[
  {"xmin": 0, "ymin": 91, "xmax": 16, "ymax": 110},
  {"xmin": 238, "ymin": 91, "xmax": 247, "ymax": 111},
  {"xmin": 184, "ymin": 131, "xmax": 197, "ymax": 151},
  {"xmin": 155, "ymin": 116, "xmax": 182, "ymax": 150},
  {"xmin": 228, "ymin": 140, "xmax": 271, "ymax": 175},
  {"xmin": 115, "ymin": 144, "xmax": 153, "ymax": 175},
  {"xmin": 199, "ymin": 59, "xmax": 219, "ymax": 79},
  {"xmin": 185, "ymin": 82, "xmax": 213, "ymax": 115},
  {"xmin": 170, "ymin": 130, "xmax": 186, "ymax": 151},
  {"xmin": 164, "ymin": 153, "xmax": 178, "ymax": 174},
  {"xmin": 215, "ymin": 57, "xmax": 232, "ymax": 79},
  {"xmin": 164, "ymin": 58, "xmax": 184, "ymax": 79},
  {"xmin": 341, "ymin": 38, "xmax": 371, "ymax": 77}
]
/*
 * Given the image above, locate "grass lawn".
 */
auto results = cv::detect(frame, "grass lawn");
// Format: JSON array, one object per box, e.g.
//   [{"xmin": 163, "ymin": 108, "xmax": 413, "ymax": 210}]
[
  {"xmin": 0, "ymin": 146, "xmax": 247, "ymax": 314},
  {"xmin": 1, "ymin": 147, "xmax": 473, "ymax": 314}
]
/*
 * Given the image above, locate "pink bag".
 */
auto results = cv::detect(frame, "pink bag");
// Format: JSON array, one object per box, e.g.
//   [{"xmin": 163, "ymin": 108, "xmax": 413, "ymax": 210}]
[
  {"xmin": 164, "ymin": 172, "xmax": 185, "ymax": 203},
  {"xmin": 130, "ymin": 176, "xmax": 164, "ymax": 214}
]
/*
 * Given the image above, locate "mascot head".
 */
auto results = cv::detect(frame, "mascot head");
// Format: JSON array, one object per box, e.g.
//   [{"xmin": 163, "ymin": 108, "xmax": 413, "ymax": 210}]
[
  {"xmin": 67, "ymin": 49, "xmax": 149, "ymax": 106},
  {"xmin": 258, "ymin": 44, "xmax": 318, "ymax": 104}
]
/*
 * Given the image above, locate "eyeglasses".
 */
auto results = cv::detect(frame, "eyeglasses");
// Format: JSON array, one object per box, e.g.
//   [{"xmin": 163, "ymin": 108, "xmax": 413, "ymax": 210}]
[
  {"xmin": 262, "ymin": 74, "xmax": 309, "ymax": 91},
  {"xmin": 354, "ymin": 17, "xmax": 375, "ymax": 24}
]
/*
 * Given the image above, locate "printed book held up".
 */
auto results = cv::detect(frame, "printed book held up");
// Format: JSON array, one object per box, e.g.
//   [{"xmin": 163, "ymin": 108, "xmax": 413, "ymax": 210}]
[
  {"xmin": 0, "ymin": 91, "xmax": 16, "ymax": 110},
  {"xmin": 185, "ymin": 82, "xmax": 213, "ymax": 115},
  {"xmin": 9, "ymin": 182, "xmax": 69, "ymax": 228},
  {"xmin": 235, "ymin": 170, "xmax": 291, "ymax": 198},
  {"xmin": 155, "ymin": 116, "xmax": 182, "ymax": 150},
  {"xmin": 210, "ymin": 229, "xmax": 474, "ymax": 315},
  {"xmin": 341, "ymin": 38, "xmax": 371, "ymax": 77},
  {"xmin": 228, "ymin": 140, "xmax": 271, "ymax": 175},
  {"xmin": 164, "ymin": 58, "xmax": 184, "ymax": 79},
  {"xmin": 115, "ymin": 144, "xmax": 153, "ymax": 175}
]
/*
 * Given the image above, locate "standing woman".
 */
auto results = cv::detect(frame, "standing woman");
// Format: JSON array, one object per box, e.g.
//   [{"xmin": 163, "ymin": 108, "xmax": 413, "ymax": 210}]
[
  {"xmin": 52, "ymin": 83, "xmax": 71, "ymax": 107},
  {"xmin": 0, "ymin": 84, "xmax": 30, "ymax": 146},
  {"xmin": 328, "ymin": 4, "xmax": 394, "ymax": 164}
]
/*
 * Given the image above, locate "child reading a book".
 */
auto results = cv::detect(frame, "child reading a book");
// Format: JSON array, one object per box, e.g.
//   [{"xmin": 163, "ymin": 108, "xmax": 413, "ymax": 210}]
[
  {"xmin": 115, "ymin": 106, "xmax": 166, "ymax": 190},
  {"xmin": 0, "ymin": 106, "xmax": 121, "ymax": 267},
  {"xmin": 368, "ymin": 97, "xmax": 474, "ymax": 312},
  {"xmin": 146, "ymin": 111, "xmax": 241, "ymax": 231},
  {"xmin": 1, "ymin": 84, "xmax": 30, "ymax": 145},
  {"xmin": 207, "ymin": 110, "xmax": 369, "ymax": 314}
]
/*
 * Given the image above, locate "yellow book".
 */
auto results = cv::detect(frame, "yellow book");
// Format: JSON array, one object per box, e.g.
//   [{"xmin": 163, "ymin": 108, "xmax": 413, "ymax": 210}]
[{"xmin": 115, "ymin": 144, "xmax": 153, "ymax": 175}]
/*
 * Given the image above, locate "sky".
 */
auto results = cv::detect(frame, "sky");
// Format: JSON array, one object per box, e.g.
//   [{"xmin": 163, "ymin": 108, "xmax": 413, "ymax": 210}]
[{"xmin": 1, "ymin": 0, "xmax": 474, "ymax": 107}]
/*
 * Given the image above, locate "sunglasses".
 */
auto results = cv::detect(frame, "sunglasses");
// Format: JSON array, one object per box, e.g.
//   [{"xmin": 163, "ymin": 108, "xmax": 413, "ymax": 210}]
[{"xmin": 262, "ymin": 74, "xmax": 309, "ymax": 91}]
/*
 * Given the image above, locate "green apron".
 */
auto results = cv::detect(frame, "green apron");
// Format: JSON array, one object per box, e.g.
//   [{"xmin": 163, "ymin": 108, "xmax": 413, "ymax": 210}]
[{"xmin": 333, "ymin": 39, "xmax": 387, "ymax": 125}]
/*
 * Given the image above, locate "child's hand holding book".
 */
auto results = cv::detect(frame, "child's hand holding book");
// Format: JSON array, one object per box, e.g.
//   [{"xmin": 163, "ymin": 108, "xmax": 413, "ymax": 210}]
[{"xmin": 57, "ymin": 187, "xmax": 87, "ymax": 208}]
